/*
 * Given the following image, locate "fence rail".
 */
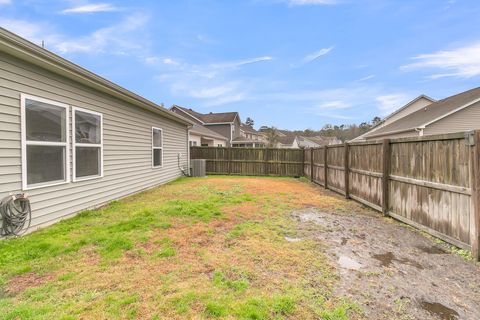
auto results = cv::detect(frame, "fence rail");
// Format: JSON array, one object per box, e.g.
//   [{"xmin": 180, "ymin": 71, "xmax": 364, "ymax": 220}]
[
  {"xmin": 190, "ymin": 132, "xmax": 480, "ymax": 260},
  {"xmin": 190, "ymin": 147, "xmax": 304, "ymax": 177},
  {"xmin": 304, "ymin": 131, "xmax": 480, "ymax": 260}
]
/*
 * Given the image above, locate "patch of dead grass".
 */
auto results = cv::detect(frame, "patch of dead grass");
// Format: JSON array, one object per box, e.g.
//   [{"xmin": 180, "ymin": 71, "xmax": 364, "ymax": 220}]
[{"xmin": 0, "ymin": 176, "xmax": 361, "ymax": 319}]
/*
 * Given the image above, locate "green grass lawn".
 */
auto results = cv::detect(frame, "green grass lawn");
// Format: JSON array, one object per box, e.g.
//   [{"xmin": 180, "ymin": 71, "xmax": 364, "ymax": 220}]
[{"xmin": 0, "ymin": 176, "xmax": 361, "ymax": 319}]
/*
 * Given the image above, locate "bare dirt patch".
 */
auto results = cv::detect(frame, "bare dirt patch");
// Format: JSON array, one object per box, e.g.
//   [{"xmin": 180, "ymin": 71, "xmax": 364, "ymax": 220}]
[
  {"xmin": 5, "ymin": 272, "xmax": 55, "ymax": 295},
  {"xmin": 291, "ymin": 189, "xmax": 480, "ymax": 320}
]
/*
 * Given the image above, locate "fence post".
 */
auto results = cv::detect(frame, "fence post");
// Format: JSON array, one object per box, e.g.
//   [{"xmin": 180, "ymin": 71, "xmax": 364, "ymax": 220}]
[
  {"xmin": 264, "ymin": 148, "xmax": 269, "ymax": 176},
  {"xmin": 324, "ymin": 146, "xmax": 328, "ymax": 189},
  {"xmin": 310, "ymin": 148, "xmax": 314, "ymax": 182},
  {"xmin": 227, "ymin": 147, "xmax": 232, "ymax": 175},
  {"xmin": 344, "ymin": 143, "xmax": 350, "ymax": 199},
  {"xmin": 470, "ymin": 131, "xmax": 480, "ymax": 261},
  {"xmin": 381, "ymin": 139, "xmax": 391, "ymax": 216},
  {"xmin": 301, "ymin": 148, "xmax": 305, "ymax": 177}
]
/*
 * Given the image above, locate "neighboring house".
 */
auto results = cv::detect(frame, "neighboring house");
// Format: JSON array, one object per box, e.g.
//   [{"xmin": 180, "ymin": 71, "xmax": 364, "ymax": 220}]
[
  {"xmin": 296, "ymin": 136, "xmax": 342, "ymax": 148},
  {"xmin": 351, "ymin": 94, "xmax": 436, "ymax": 142},
  {"xmin": 274, "ymin": 135, "xmax": 342, "ymax": 149},
  {"xmin": 0, "ymin": 28, "xmax": 192, "ymax": 233},
  {"xmin": 189, "ymin": 123, "xmax": 228, "ymax": 147},
  {"xmin": 231, "ymin": 123, "xmax": 265, "ymax": 148},
  {"xmin": 171, "ymin": 106, "xmax": 241, "ymax": 146},
  {"xmin": 360, "ymin": 87, "xmax": 480, "ymax": 140},
  {"xmin": 277, "ymin": 136, "xmax": 298, "ymax": 148}
]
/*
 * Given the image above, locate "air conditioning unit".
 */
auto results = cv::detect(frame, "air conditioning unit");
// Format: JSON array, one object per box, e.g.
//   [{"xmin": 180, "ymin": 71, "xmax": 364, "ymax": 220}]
[{"xmin": 190, "ymin": 159, "xmax": 206, "ymax": 177}]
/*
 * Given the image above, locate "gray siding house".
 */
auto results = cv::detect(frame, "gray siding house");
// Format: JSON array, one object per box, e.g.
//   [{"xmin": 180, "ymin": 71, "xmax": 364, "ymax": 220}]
[
  {"xmin": 0, "ymin": 28, "xmax": 191, "ymax": 233},
  {"xmin": 359, "ymin": 87, "xmax": 480, "ymax": 140},
  {"xmin": 171, "ymin": 105, "xmax": 241, "ymax": 146}
]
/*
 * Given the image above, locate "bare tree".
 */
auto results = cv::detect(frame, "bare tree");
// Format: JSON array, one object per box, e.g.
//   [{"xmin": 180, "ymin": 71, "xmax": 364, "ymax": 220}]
[{"xmin": 265, "ymin": 127, "xmax": 280, "ymax": 147}]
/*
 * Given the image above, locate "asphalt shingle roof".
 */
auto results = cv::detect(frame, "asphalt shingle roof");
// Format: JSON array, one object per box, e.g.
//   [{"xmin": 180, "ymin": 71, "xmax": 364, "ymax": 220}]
[
  {"xmin": 173, "ymin": 105, "xmax": 238, "ymax": 123},
  {"xmin": 365, "ymin": 87, "xmax": 480, "ymax": 138}
]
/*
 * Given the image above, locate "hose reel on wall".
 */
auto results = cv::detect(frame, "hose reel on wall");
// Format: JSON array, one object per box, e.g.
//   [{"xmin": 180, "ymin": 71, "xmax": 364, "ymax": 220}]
[{"xmin": 0, "ymin": 193, "xmax": 32, "ymax": 236}]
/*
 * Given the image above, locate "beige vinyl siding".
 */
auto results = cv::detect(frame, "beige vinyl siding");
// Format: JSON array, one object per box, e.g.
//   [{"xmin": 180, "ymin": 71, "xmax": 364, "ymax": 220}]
[
  {"xmin": 0, "ymin": 51, "xmax": 188, "ymax": 232},
  {"xmin": 423, "ymin": 101, "xmax": 480, "ymax": 136}
]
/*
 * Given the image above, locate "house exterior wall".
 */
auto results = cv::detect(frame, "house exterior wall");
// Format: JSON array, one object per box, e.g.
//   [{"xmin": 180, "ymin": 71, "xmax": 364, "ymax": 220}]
[
  {"xmin": 189, "ymin": 133, "xmax": 202, "ymax": 146},
  {"xmin": 214, "ymin": 139, "xmax": 226, "ymax": 147},
  {"xmin": 0, "ymin": 51, "xmax": 188, "ymax": 232},
  {"xmin": 423, "ymin": 101, "xmax": 480, "ymax": 136},
  {"xmin": 386, "ymin": 97, "xmax": 433, "ymax": 124},
  {"xmin": 204, "ymin": 124, "xmax": 232, "ymax": 145}
]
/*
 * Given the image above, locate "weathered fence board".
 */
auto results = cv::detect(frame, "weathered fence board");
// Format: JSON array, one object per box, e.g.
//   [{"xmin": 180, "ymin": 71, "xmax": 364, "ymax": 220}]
[
  {"xmin": 303, "ymin": 131, "xmax": 480, "ymax": 260},
  {"xmin": 191, "ymin": 147, "xmax": 304, "ymax": 177}
]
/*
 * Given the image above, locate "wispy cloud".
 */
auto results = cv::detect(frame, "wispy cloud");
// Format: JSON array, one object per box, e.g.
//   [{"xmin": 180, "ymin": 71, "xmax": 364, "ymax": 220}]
[
  {"xmin": 212, "ymin": 56, "xmax": 273, "ymax": 69},
  {"xmin": 356, "ymin": 74, "xmax": 375, "ymax": 82},
  {"xmin": 0, "ymin": 18, "xmax": 58, "ymax": 45},
  {"xmin": 401, "ymin": 42, "xmax": 480, "ymax": 79},
  {"xmin": 61, "ymin": 3, "xmax": 120, "ymax": 14},
  {"xmin": 0, "ymin": 0, "xmax": 11, "ymax": 5},
  {"xmin": 152, "ymin": 55, "xmax": 273, "ymax": 106},
  {"xmin": 303, "ymin": 47, "xmax": 333, "ymax": 63},
  {"xmin": 287, "ymin": 0, "xmax": 339, "ymax": 6},
  {"xmin": 0, "ymin": 12, "xmax": 151, "ymax": 56},
  {"xmin": 375, "ymin": 94, "xmax": 410, "ymax": 115}
]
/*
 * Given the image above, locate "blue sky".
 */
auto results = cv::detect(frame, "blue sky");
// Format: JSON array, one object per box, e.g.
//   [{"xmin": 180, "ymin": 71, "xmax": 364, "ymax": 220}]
[{"xmin": 1, "ymin": 0, "xmax": 480, "ymax": 130}]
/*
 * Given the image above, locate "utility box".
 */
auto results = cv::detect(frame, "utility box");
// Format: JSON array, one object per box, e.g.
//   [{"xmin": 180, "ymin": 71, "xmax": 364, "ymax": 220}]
[{"xmin": 190, "ymin": 159, "xmax": 206, "ymax": 177}]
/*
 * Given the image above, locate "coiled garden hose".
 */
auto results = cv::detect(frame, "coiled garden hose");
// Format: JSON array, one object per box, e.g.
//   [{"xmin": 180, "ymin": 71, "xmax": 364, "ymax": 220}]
[{"xmin": 0, "ymin": 194, "xmax": 31, "ymax": 237}]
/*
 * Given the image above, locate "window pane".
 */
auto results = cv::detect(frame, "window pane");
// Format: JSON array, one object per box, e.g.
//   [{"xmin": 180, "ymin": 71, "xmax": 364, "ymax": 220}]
[
  {"xmin": 26, "ymin": 99, "xmax": 66, "ymax": 142},
  {"xmin": 27, "ymin": 145, "xmax": 65, "ymax": 185},
  {"xmin": 76, "ymin": 147, "xmax": 100, "ymax": 178},
  {"xmin": 153, "ymin": 149, "xmax": 162, "ymax": 167},
  {"xmin": 75, "ymin": 110, "xmax": 101, "ymax": 144},
  {"xmin": 153, "ymin": 129, "xmax": 162, "ymax": 147}
]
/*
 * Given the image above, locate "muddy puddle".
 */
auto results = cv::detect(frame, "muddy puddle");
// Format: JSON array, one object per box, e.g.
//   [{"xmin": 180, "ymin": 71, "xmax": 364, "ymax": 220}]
[
  {"xmin": 291, "ymin": 207, "xmax": 480, "ymax": 319},
  {"xmin": 420, "ymin": 300, "xmax": 459, "ymax": 320},
  {"xmin": 373, "ymin": 251, "xmax": 424, "ymax": 269}
]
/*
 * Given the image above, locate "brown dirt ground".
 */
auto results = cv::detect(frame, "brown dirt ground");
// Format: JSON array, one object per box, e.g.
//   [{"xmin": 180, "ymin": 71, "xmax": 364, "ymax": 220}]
[{"xmin": 292, "ymin": 184, "xmax": 480, "ymax": 320}]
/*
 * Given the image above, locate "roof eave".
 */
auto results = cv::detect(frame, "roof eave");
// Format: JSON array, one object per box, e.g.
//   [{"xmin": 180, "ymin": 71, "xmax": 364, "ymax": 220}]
[
  {"xmin": 0, "ymin": 27, "xmax": 192, "ymax": 127},
  {"xmin": 365, "ymin": 127, "xmax": 417, "ymax": 139}
]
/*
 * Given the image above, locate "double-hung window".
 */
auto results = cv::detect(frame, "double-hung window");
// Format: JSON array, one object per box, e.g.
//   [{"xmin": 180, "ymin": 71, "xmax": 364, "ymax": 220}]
[
  {"xmin": 21, "ymin": 94, "xmax": 69, "ymax": 190},
  {"xmin": 152, "ymin": 127, "xmax": 163, "ymax": 168},
  {"xmin": 73, "ymin": 107, "xmax": 103, "ymax": 181}
]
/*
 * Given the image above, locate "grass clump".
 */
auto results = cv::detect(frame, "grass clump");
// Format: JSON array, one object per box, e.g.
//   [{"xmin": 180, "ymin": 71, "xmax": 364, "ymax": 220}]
[
  {"xmin": 212, "ymin": 270, "xmax": 249, "ymax": 292},
  {"xmin": 205, "ymin": 301, "xmax": 228, "ymax": 317}
]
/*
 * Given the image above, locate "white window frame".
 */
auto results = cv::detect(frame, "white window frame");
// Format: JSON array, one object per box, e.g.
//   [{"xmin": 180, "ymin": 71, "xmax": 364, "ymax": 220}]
[
  {"xmin": 152, "ymin": 127, "xmax": 163, "ymax": 168},
  {"xmin": 72, "ymin": 106, "xmax": 104, "ymax": 182},
  {"xmin": 21, "ymin": 93, "xmax": 70, "ymax": 190}
]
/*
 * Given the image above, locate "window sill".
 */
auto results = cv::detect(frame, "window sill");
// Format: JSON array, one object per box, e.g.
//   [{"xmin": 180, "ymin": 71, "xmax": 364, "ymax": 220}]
[
  {"xmin": 73, "ymin": 175, "xmax": 103, "ymax": 182},
  {"xmin": 23, "ymin": 179, "xmax": 70, "ymax": 191}
]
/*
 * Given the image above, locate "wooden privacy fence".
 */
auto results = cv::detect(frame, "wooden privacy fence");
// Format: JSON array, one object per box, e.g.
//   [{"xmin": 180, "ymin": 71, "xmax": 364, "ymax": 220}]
[
  {"xmin": 304, "ymin": 131, "xmax": 480, "ymax": 260},
  {"xmin": 190, "ymin": 146, "xmax": 304, "ymax": 177}
]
